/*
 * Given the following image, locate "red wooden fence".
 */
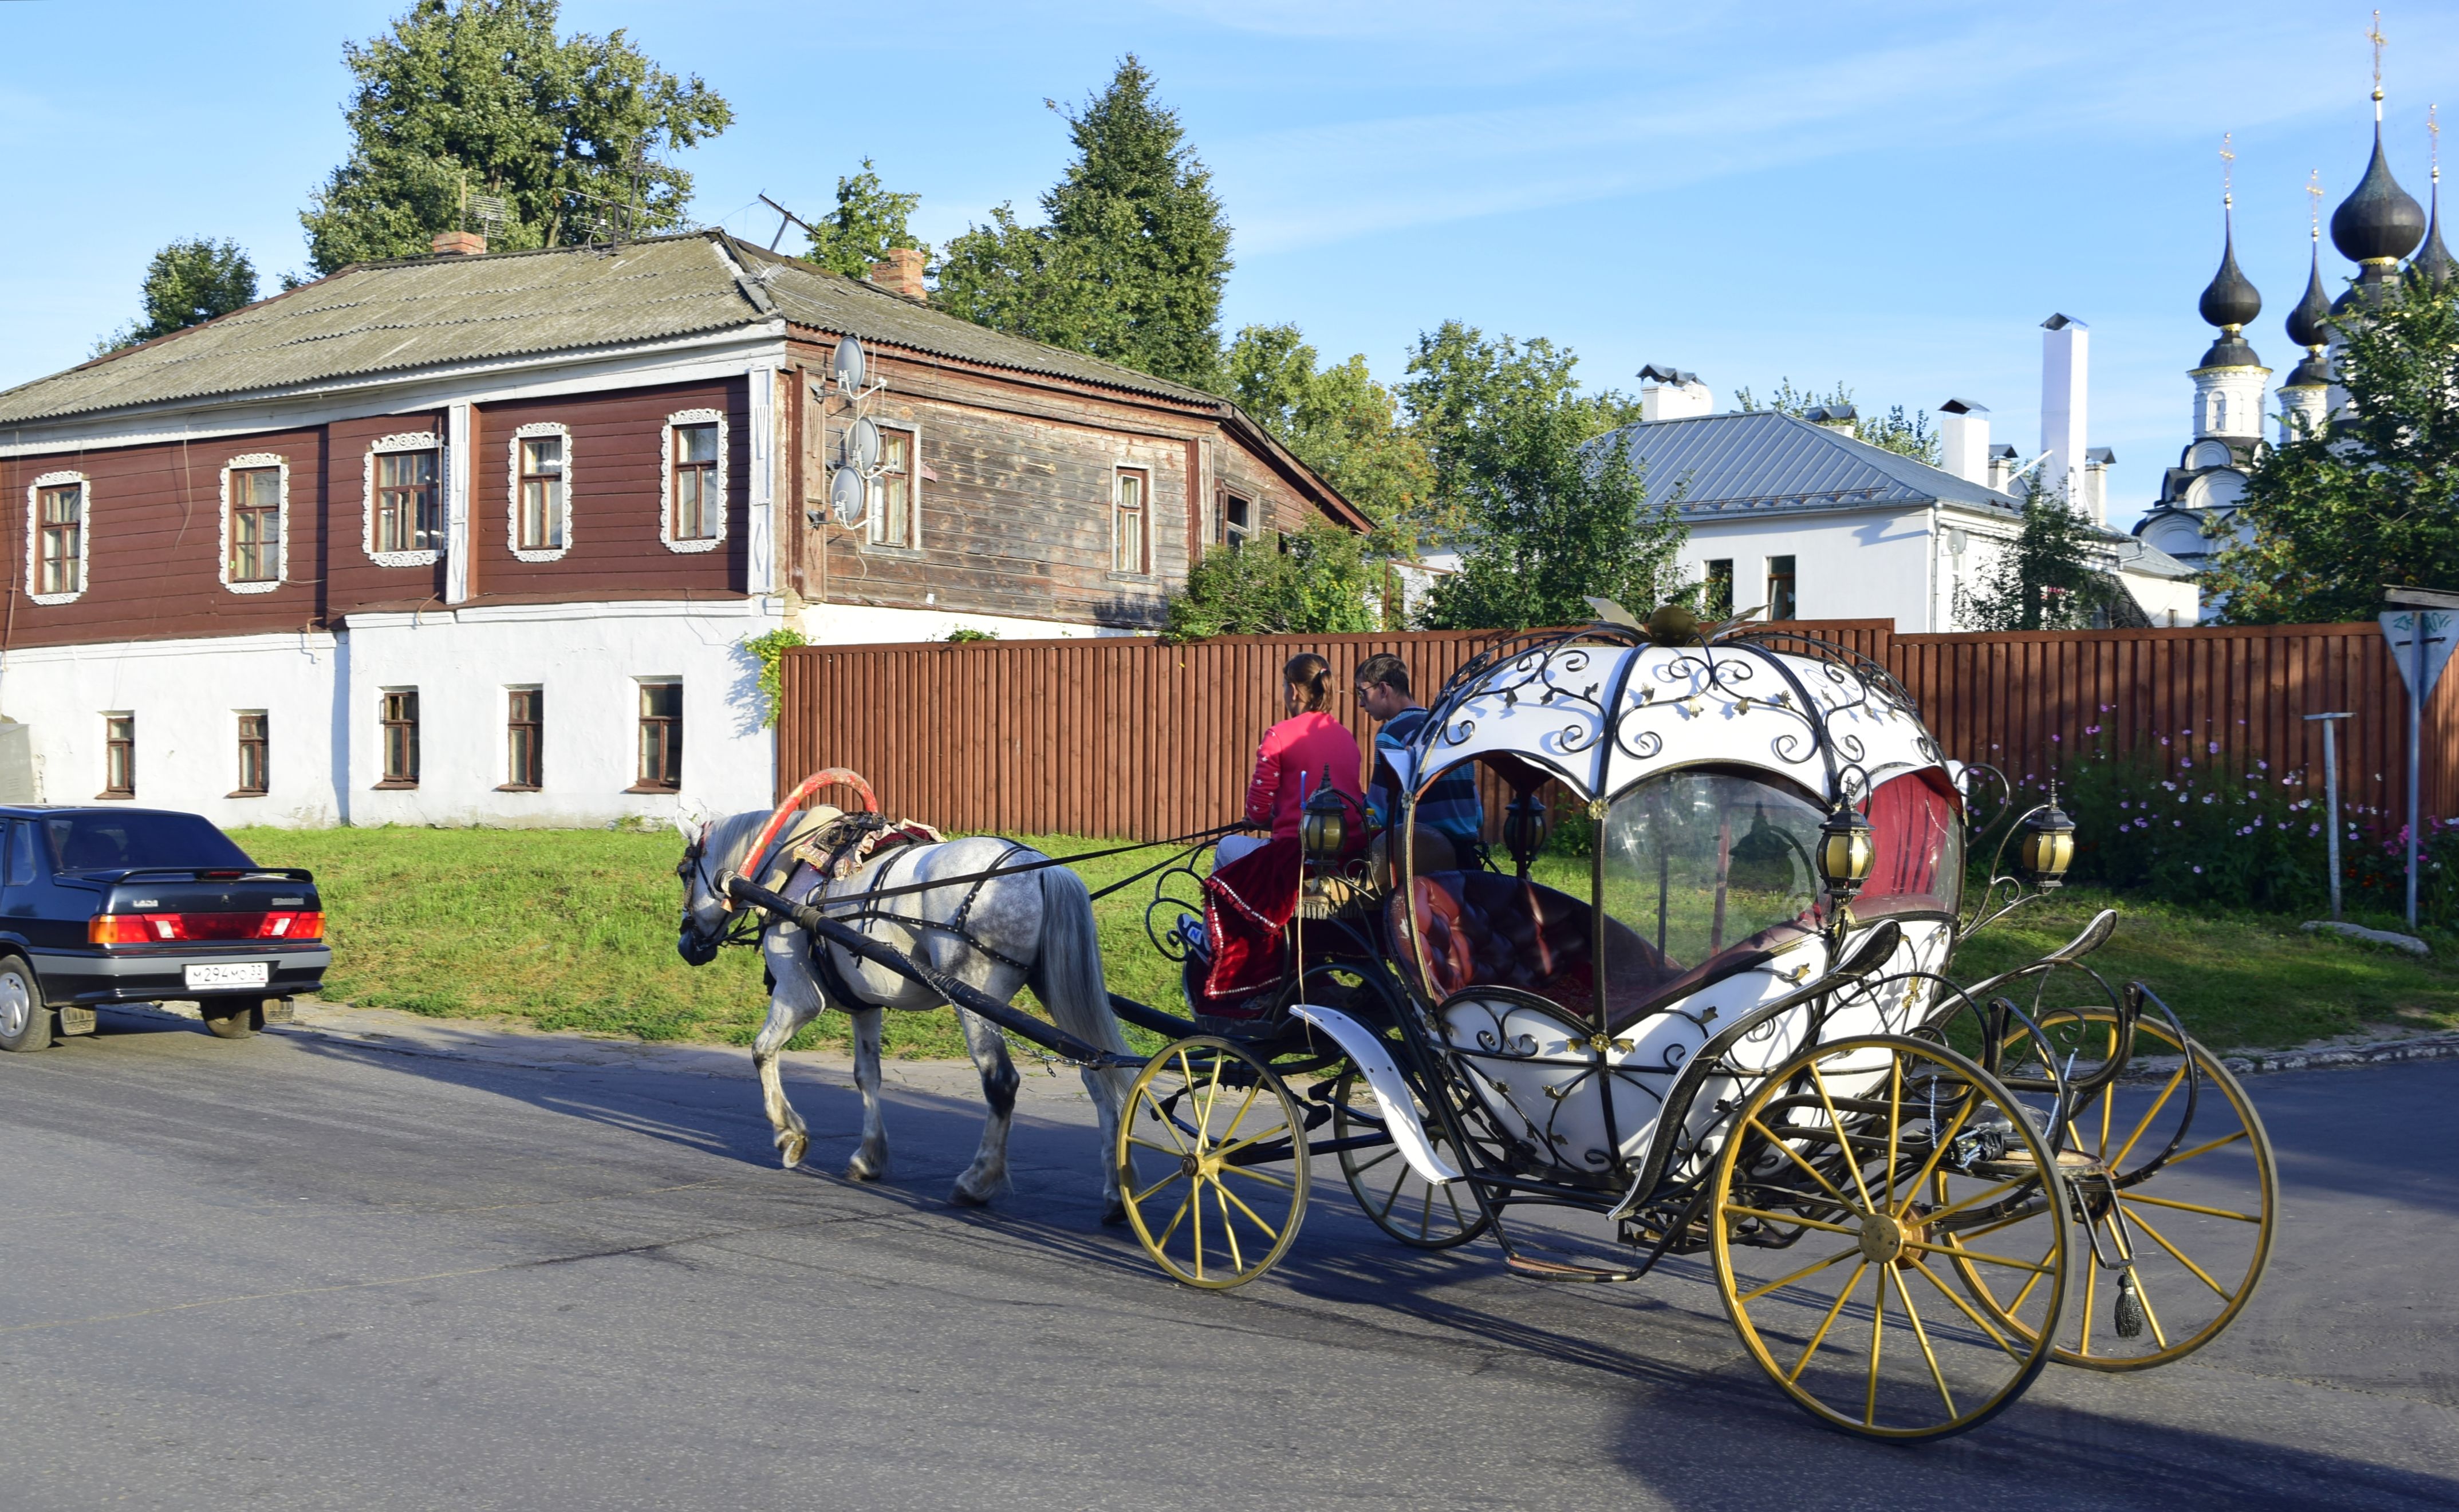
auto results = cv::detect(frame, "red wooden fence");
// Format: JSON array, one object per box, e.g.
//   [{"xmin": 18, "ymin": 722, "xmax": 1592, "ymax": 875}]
[{"xmin": 776, "ymin": 620, "xmax": 2459, "ymax": 839}]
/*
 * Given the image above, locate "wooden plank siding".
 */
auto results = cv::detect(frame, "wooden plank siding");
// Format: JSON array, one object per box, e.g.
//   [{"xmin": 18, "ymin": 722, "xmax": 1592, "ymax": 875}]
[{"xmin": 775, "ymin": 619, "xmax": 2459, "ymax": 841}]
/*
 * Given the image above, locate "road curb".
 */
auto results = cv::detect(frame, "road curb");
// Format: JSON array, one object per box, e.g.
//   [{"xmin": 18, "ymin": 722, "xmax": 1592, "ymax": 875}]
[{"xmin": 2217, "ymin": 1033, "xmax": 2459, "ymax": 1077}]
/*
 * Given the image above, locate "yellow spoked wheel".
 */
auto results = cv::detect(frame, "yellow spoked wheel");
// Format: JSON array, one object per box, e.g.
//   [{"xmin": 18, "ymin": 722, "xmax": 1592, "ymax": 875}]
[
  {"xmin": 1979, "ymin": 1009, "xmax": 2277, "ymax": 1371},
  {"xmin": 1330, "ymin": 1068, "xmax": 1489, "ymax": 1250},
  {"xmin": 1711, "ymin": 1034, "xmax": 2070, "ymax": 1441},
  {"xmin": 1115, "ymin": 1037, "xmax": 1310, "ymax": 1290}
]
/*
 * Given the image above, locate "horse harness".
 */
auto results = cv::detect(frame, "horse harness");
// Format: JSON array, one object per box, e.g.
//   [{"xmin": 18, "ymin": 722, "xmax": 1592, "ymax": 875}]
[{"xmin": 781, "ymin": 816, "xmax": 1038, "ymax": 1008}]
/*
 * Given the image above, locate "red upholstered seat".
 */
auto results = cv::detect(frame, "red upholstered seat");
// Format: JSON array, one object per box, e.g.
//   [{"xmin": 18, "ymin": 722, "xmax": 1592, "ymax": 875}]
[{"xmin": 1390, "ymin": 872, "xmax": 1595, "ymax": 1013}]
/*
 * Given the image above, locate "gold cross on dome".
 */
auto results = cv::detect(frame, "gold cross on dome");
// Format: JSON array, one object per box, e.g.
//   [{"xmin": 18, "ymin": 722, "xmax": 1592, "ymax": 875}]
[
  {"xmin": 2308, "ymin": 170, "xmax": 2324, "ymax": 239},
  {"xmin": 2220, "ymin": 132, "xmax": 2235, "ymax": 206},
  {"xmin": 2371, "ymin": 11, "xmax": 2387, "ymax": 105}
]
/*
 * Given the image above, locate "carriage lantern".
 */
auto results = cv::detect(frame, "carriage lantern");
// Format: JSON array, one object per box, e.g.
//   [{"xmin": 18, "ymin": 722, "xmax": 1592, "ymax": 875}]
[
  {"xmin": 2019, "ymin": 787, "xmax": 2078, "ymax": 889},
  {"xmin": 1816, "ymin": 801, "xmax": 1876, "ymax": 901},
  {"xmin": 1301, "ymin": 774, "xmax": 1349, "ymax": 864}
]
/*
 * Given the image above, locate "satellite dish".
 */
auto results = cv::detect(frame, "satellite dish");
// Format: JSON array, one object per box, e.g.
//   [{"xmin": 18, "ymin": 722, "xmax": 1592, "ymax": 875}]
[
  {"xmin": 829, "ymin": 465, "xmax": 867, "ymax": 527},
  {"xmin": 848, "ymin": 416, "xmax": 881, "ymax": 473},
  {"xmin": 832, "ymin": 336, "xmax": 866, "ymax": 394}
]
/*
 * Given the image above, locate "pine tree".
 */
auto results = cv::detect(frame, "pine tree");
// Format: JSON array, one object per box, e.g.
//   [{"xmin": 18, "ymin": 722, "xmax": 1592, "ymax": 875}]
[
  {"xmin": 803, "ymin": 159, "xmax": 923, "ymax": 278},
  {"xmin": 300, "ymin": 0, "xmax": 732, "ymax": 273},
  {"xmin": 935, "ymin": 57, "xmax": 1231, "ymax": 390}
]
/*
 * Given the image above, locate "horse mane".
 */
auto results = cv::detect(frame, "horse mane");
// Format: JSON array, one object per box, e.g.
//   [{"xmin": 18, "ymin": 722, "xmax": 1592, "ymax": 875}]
[{"xmin": 703, "ymin": 808, "xmax": 779, "ymax": 879}]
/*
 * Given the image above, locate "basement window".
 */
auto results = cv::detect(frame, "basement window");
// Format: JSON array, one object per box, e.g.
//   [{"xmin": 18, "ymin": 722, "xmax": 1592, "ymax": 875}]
[
  {"xmin": 100, "ymin": 713, "xmax": 134, "ymax": 799},
  {"xmin": 633, "ymin": 681, "xmax": 682, "ymax": 792},
  {"xmin": 378, "ymin": 690, "xmax": 420, "ymax": 788},
  {"xmin": 233, "ymin": 712, "xmax": 269, "ymax": 797}
]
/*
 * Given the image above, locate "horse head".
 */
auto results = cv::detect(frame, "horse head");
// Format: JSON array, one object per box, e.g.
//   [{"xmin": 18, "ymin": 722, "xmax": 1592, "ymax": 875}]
[{"xmin": 673, "ymin": 800, "xmax": 742, "ymax": 966}]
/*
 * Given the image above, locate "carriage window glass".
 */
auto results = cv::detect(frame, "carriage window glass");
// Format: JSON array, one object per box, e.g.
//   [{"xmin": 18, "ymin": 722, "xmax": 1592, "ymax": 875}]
[
  {"xmin": 1856, "ymin": 768, "xmax": 1963, "ymax": 917},
  {"xmin": 1598, "ymin": 769, "xmax": 1826, "ymax": 1017}
]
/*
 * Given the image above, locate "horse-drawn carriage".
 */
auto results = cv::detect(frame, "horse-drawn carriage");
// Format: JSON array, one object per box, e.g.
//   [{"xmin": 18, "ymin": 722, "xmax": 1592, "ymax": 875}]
[{"xmin": 687, "ymin": 609, "xmax": 2276, "ymax": 1442}]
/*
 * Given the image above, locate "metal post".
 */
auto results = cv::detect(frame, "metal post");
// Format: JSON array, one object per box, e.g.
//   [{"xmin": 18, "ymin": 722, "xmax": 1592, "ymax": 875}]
[
  {"xmin": 2411, "ymin": 630, "xmax": 2426, "ymax": 929},
  {"xmin": 2306, "ymin": 712, "xmax": 2351, "ymax": 922}
]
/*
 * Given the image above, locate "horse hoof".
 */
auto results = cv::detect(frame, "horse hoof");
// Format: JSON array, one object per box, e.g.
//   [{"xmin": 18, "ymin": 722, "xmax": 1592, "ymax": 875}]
[
  {"xmin": 846, "ymin": 1152, "xmax": 886, "ymax": 1182},
  {"xmin": 779, "ymin": 1134, "xmax": 810, "ymax": 1169},
  {"xmin": 949, "ymin": 1182, "xmax": 995, "ymax": 1208},
  {"xmin": 1102, "ymin": 1199, "xmax": 1129, "ymax": 1227}
]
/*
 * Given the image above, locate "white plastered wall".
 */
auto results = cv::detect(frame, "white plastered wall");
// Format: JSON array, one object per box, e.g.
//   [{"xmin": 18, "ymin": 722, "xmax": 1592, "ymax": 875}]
[
  {"xmin": 0, "ymin": 630, "xmax": 341, "ymax": 828},
  {"xmin": 342, "ymin": 599, "xmax": 783, "ymax": 827},
  {"xmin": 1677, "ymin": 507, "xmax": 1940, "ymax": 631}
]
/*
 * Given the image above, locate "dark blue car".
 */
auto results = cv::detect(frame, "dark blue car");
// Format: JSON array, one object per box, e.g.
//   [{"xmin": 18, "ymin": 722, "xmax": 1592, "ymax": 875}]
[{"xmin": 0, "ymin": 807, "xmax": 329, "ymax": 1051}]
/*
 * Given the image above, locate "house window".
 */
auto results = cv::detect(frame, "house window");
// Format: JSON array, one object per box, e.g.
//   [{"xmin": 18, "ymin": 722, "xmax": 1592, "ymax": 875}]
[
  {"xmin": 1218, "ymin": 493, "xmax": 1252, "ymax": 550},
  {"xmin": 635, "ymin": 682, "xmax": 682, "ymax": 791},
  {"xmin": 1704, "ymin": 558, "xmax": 1734, "ymax": 618},
  {"xmin": 665, "ymin": 412, "xmax": 724, "ymax": 549},
  {"xmin": 515, "ymin": 431, "xmax": 567, "ymax": 554},
  {"xmin": 374, "ymin": 447, "xmax": 442, "ymax": 554},
  {"xmin": 1113, "ymin": 468, "xmax": 1149, "ymax": 574},
  {"xmin": 29, "ymin": 474, "xmax": 87, "ymax": 602},
  {"xmin": 101, "ymin": 714, "xmax": 134, "ymax": 799},
  {"xmin": 227, "ymin": 465, "xmax": 282, "ymax": 585},
  {"xmin": 505, "ymin": 689, "xmax": 543, "ymax": 790},
  {"xmin": 870, "ymin": 428, "xmax": 916, "ymax": 548},
  {"xmin": 1767, "ymin": 555, "xmax": 1798, "ymax": 621},
  {"xmin": 379, "ymin": 690, "xmax": 420, "ymax": 787},
  {"xmin": 234, "ymin": 713, "xmax": 269, "ymax": 796}
]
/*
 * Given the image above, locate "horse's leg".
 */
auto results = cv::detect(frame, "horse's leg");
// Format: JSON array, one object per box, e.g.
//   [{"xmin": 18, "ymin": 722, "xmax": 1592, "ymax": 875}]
[
  {"xmin": 846, "ymin": 1006, "xmax": 889, "ymax": 1181},
  {"xmin": 950, "ymin": 1008, "xmax": 1020, "ymax": 1207},
  {"xmin": 1081, "ymin": 1061, "xmax": 1134, "ymax": 1225},
  {"xmin": 754, "ymin": 931, "xmax": 825, "ymax": 1169}
]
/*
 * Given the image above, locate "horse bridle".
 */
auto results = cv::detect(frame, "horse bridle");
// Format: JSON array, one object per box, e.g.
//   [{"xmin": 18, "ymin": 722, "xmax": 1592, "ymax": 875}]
[{"xmin": 677, "ymin": 835, "xmax": 764, "ymax": 957}]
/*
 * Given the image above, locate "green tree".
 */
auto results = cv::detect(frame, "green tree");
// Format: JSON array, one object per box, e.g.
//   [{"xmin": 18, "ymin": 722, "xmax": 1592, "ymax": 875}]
[
  {"xmin": 1416, "ymin": 415, "xmax": 1687, "ymax": 632},
  {"xmin": 2208, "ymin": 278, "xmax": 2459, "ymax": 623},
  {"xmin": 1733, "ymin": 378, "xmax": 1940, "ymax": 464},
  {"xmin": 935, "ymin": 56, "xmax": 1231, "ymax": 390},
  {"xmin": 1957, "ymin": 483, "xmax": 2129, "ymax": 630},
  {"xmin": 1223, "ymin": 323, "xmax": 1432, "ymax": 531},
  {"xmin": 301, "ymin": 0, "xmax": 733, "ymax": 273},
  {"xmin": 1400, "ymin": 320, "xmax": 1641, "ymax": 537},
  {"xmin": 1162, "ymin": 523, "xmax": 1382, "ymax": 639},
  {"xmin": 94, "ymin": 238, "xmax": 259, "ymax": 353},
  {"xmin": 803, "ymin": 159, "xmax": 923, "ymax": 278}
]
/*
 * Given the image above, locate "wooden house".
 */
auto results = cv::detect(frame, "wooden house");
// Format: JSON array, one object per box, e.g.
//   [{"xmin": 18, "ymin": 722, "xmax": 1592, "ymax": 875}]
[{"xmin": 0, "ymin": 232, "xmax": 1362, "ymax": 826}]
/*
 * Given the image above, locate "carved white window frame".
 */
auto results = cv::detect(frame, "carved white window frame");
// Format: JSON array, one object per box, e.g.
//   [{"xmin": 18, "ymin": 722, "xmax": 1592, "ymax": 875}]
[
  {"xmin": 25, "ymin": 469, "xmax": 90, "ymax": 605},
  {"xmin": 362, "ymin": 433, "xmax": 445, "ymax": 567},
  {"xmin": 218, "ymin": 453, "xmax": 289, "ymax": 594},
  {"xmin": 506, "ymin": 421, "xmax": 574, "ymax": 563},
  {"xmin": 660, "ymin": 408, "xmax": 728, "ymax": 554},
  {"xmin": 865, "ymin": 421, "xmax": 923, "ymax": 552}
]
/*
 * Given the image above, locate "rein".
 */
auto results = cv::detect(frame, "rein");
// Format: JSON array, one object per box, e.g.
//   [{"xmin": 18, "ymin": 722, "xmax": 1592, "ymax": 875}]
[{"xmin": 758, "ymin": 821, "xmax": 1248, "ymax": 915}]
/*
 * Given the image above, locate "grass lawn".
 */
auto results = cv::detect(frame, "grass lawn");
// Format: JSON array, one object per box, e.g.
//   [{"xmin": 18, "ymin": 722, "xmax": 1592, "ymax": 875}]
[{"xmin": 230, "ymin": 828, "xmax": 2459, "ymax": 1058}]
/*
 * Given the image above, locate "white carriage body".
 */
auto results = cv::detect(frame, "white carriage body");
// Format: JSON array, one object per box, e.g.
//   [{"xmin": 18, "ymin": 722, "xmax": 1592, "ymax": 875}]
[{"xmin": 1378, "ymin": 637, "xmax": 1963, "ymax": 1182}]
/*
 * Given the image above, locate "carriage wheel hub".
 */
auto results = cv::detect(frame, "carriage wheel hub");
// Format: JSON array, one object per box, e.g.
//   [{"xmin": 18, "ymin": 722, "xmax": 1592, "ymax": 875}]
[{"xmin": 1858, "ymin": 1211, "xmax": 1906, "ymax": 1265}]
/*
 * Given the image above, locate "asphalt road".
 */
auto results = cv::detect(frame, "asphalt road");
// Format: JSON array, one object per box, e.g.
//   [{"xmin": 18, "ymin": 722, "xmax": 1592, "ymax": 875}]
[{"xmin": 2, "ymin": 1005, "xmax": 2453, "ymax": 1512}]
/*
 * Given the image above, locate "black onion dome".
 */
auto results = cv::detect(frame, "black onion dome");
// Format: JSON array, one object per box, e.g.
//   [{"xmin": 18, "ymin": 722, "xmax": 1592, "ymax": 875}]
[
  {"xmin": 2287, "ymin": 246, "xmax": 2334, "ymax": 346},
  {"xmin": 2198, "ymin": 332, "xmax": 2263, "ymax": 369},
  {"xmin": 2284, "ymin": 350, "xmax": 2335, "ymax": 388},
  {"xmin": 2198, "ymin": 223, "xmax": 2263, "ymax": 327},
  {"xmin": 2411, "ymin": 187, "xmax": 2453, "ymax": 286},
  {"xmin": 2331, "ymin": 127, "xmax": 2427, "ymax": 263}
]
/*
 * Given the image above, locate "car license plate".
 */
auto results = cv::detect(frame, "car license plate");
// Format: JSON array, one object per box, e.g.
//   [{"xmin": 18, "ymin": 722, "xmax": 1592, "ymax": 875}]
[{"xmin": 186, "ymin": 962, "xmax": 270, "ymax": 990}]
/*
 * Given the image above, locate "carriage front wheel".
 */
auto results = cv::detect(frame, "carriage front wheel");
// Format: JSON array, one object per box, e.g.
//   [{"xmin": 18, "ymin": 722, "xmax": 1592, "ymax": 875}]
[
  {"xmin": 1330, "ymin": 1068, "xmax": 1490, "ymax": 1251},
  {"xmin": 1114, "ymin": 1037, "xmax": 1310, "ymax": 1290},
  {"xmin": 1710, "ymin": 1034, "xmax": 2071, "ymax": 1441},
  {"xmin": 1983, "ymin": 1008, "xmax": 2278, "ymax": 1371}
]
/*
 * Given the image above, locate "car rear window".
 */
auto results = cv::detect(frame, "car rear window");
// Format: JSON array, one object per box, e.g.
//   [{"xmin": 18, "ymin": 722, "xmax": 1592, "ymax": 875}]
[{"xmin": 42, "ymin": 812, "xmax": 255, "ymax": 873}]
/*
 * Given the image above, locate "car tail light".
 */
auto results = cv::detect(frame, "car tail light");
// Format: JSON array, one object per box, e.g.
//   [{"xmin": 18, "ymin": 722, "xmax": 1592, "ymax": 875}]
[{"xmin": 90, "ymin": 910, "xmax": 324, "ymax": 945}]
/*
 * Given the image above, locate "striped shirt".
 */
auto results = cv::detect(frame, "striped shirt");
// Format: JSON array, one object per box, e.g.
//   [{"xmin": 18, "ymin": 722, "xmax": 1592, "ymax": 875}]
[{"xmin": 1367, "ymin": 707, "xmax": 1485, "ymax": 852}]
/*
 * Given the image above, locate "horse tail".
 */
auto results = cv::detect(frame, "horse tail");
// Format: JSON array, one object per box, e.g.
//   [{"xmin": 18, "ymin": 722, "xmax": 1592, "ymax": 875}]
[{"xmin": 1030, "ymin": 863, "xmax": 1132, "ymax": 1063}]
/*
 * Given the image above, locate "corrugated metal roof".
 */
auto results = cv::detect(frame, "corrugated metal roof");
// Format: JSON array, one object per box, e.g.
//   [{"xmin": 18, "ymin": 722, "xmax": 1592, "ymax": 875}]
[
  {"xmin": 1592, "ymin": 409, "xmax": 2023, "ymax": 519},
  {"xmin": 0, "ymin": 231, "xmax": 1214, "ymax": 427}
]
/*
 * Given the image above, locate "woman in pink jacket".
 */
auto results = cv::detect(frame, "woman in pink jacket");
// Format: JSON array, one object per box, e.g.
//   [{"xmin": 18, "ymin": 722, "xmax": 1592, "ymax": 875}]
[{"xmin": 1217, "ymin": 653, "xmax": 1364, "ymax": 868}]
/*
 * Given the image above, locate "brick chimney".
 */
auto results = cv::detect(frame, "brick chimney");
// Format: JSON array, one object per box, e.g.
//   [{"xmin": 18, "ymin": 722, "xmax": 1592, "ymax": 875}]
[
  {"xmin": 867, "ymin": 246, "xmax": 927, "ymax": 301},
  {"xmin": 431, "ymin": 230, "xmax": 487, "ymax": 256}
]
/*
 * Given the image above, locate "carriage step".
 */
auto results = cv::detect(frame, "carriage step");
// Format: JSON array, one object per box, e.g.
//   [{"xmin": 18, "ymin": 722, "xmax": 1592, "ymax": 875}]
[{"xmin": 1504, "ymin": 1254, "xmax": 1645, "ymax": 1284}]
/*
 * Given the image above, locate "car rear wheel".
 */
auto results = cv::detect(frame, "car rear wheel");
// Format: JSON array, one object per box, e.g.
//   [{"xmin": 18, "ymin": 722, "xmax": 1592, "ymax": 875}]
[
  {"xmin": 0, "ymin": 956, "xmax": 52, "ymax": 1053},
  {"xmin": 202, "ymin": 1000, "xmax": 263, "ymax": 1040}
]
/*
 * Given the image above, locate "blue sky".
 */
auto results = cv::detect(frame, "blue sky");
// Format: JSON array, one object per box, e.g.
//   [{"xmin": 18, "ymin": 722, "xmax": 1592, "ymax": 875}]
[{"xmin": 6, "ymin": 1, "xmax": 2457, "ymax": 515}]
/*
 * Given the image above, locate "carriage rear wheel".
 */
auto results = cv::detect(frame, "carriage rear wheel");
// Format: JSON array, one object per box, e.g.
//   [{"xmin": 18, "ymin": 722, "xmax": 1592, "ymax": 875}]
[
  {"xmin": 1710, "ymin": 1034, "xmax": 2070, "ymax": 1441},
  {"xmin": 1330, "ymin": 1069, "xmax": 1489, "ymax": 1250},
  {"xmin": 1115, "ymin": 1037, "xmax": 1310, "ymax": 1290},
  {"xmin": 1977, "ymin": 1009, "xmax": 2277, "ymax": 1371}
]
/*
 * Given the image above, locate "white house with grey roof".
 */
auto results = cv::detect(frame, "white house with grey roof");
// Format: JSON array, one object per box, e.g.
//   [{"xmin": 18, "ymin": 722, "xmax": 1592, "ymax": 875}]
[{"xmin": 1587, "ymin": 397, "xmax": 2198, "ymax": 631}]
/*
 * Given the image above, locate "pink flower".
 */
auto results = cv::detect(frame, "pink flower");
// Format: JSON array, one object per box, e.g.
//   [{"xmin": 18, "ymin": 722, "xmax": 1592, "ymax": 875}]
[
  {"xmin": 2209, "ymin": 741, "xmax": 2221, "ymax": 755},
  {"xmin": 2193, "ymin": 865, "xmax": 2203, "ymax": 874}
]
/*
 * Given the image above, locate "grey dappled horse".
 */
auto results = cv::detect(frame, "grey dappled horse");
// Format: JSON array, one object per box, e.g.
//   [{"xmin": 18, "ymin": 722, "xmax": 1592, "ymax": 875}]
[{"xmin": 673, "ymin": 807, "xmax": 1136, "ymax": 1218}]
